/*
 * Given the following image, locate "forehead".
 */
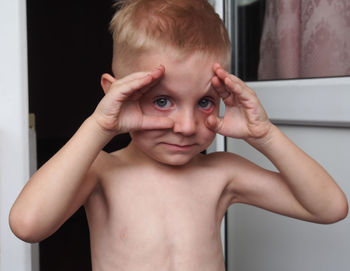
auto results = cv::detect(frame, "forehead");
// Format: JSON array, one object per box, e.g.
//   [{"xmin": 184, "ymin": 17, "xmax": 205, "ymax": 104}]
[{"xmin": 139, "ymin": 50, "xmax": 219, "ymax": 96}]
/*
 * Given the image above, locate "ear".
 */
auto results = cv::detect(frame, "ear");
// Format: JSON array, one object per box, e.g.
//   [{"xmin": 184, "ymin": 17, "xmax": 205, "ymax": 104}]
[{"xmin": 101, "ymin": 73, "xmax": 116, "ymax": 94}]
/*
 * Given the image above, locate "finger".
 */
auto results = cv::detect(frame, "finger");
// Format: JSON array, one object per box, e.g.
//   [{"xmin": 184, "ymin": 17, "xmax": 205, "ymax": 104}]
[
  {"xmin": 215, "ymin": 67, "xmax": 255, "ymax": 99},
  {"xmin": 140, "ymin": 116, "xmax": 174, "ymax": 130},
  {"xmin": 211, "ymin": 76, "xmax": 229, "ymax": 97},
  {"xmin": 212, "ymin": 64, "xmax": 257, "ymax": 107},
  {"xmin": 212, "ymin": 64, "xmax": 241, "ymax": 106},
  {"xmin": 213, "ymin": 63, "xmax": 221, "ymax": 71},
  {"xmin": 130, "ymin": 66, "xmax": 165, "ymax": 100},
  {"xmin": 112, "ymin": 65, "xmax": 164, "ymax": 90},
  {"xmin": 112, "ymin": 74, "xmax": 154, "ymax": 102},
  {"xmin": 112, "ymin": 72, "xmax": 152, "ymax": 89},
  {"xmin": 113, "ymin": 66, "xmax": 165, "ymax": 102},
  {"xmin": 205, "ymin": 114, "xmax": 223, "ymax": 133},
  {"xmin": 213, "ymin": 63, "xmax": 245, "ymax": 85},
  {"xmin": 211, "ymin": 76, "xmax": 235, "ymax": 106},
  {"xmin": 224, "ymin": 77, "xmax": 256, "ymax": 107}
]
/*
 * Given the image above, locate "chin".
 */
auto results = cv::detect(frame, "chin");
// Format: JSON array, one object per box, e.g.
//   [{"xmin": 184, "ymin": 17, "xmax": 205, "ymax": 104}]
[{"xmin": 153, "ymin": 153, "xmax": 199, "ymax": 167}]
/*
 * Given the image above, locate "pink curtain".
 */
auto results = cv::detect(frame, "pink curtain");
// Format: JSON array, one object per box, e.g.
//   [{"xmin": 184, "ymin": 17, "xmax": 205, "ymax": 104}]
[{"xmin": 258, "ymin": 0, "xmax": 350, "ymax": 80}]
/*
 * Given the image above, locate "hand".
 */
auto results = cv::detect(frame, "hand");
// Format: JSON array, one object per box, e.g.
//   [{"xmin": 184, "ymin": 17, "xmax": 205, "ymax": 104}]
[
  {"xmin": 92, "ymin": 65, "xmax": 174, "ymax": 135},
  {"xmin": 206, "ymin": 63, "xmax": 273, "ymax": 142}
]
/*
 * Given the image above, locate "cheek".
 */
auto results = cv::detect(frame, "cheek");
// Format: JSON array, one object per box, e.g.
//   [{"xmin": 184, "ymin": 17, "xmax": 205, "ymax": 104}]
[
  {"xmin": 131, "ymin": 129, "xmax": 161, "ymax": 140},
  {"xmin": 198, "ymin": 109, "xmax": 218, "ymax": 141},
  {"xmin": 197, "ymin": 120, "xmax": 216, "ymax": 143},
  {"xmin": 130, "ymin": 130, "xmax": 166, "ymax": 150},
  {"xmin": 204, "ymin": 128, "xmax": 216, "ymax": 141}
]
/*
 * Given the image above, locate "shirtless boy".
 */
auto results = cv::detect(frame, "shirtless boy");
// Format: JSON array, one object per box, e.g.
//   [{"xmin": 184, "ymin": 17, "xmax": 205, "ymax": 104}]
[{"xmin": 10, "ymin": 0, "xmax": 348, "ymax": 270}]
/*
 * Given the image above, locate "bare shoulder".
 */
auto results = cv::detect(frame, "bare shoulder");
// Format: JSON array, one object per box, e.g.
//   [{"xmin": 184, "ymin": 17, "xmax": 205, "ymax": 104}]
[
  {"xmin": 201, "ymin": 151, "xmax": 268, "ymax": 194},
  {"xmin": 196, "ymin": 152, "xmax": 249, "ymax": 185},
  {"xmin": 203, "ymin": 151, "xmax": 238, "ymax": 161},
  {"xmin": 201, "ymin": 151, "xmax": 251, "ymax": 171},
  {"xmin": 83, "ymin": 149, "xmax": 125, "ymax": 195},
  {"xmin": 84, "ymin": 149, "xmax": 127, "ymax": 205},
  {"xmin": 88, "ymin": 149, "xmax": 125, "ymax": 176}
]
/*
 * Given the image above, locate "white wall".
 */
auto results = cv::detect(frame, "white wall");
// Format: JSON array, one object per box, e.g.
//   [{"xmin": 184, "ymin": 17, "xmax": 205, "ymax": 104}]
[
  {"xmin": 227, "ymin": 126, "xmax": 350, "ymax": 271},
  {"xmin": 0, "ymin": 0, "xmax": 33, "ymax": 270}
]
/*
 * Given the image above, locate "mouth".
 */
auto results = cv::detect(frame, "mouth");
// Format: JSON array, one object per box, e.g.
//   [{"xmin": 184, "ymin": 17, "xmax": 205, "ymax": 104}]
[{"xmin": 160, "ymin": 143, "xmax": 197, "ymax": 151}]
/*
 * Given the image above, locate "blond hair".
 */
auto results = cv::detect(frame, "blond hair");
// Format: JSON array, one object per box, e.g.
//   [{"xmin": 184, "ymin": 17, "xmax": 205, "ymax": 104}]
[{"xmin": 109, "ymin": 0, "xmax": 231, "ymax": 74}]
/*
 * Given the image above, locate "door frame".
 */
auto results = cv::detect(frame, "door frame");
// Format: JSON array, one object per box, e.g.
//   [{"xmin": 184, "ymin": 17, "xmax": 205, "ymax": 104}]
[
  {"xmin": 248, "ymin": 77, "xmax": 350, "ymax": 127},
  {"xmin": 210, "ymin": 0, "xmax": 227, "ymax": 263},
  {"xmin": 0, "ymin": 0, "xmax": 38, "ymax": 270}
]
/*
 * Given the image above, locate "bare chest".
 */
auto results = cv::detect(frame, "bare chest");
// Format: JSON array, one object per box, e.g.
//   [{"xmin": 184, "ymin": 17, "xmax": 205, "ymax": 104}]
[
  {"xmin": 107, "ymin": 171, "xmax": 224, "ymax": 235},
  {"xmin": 85, "ymin": 166, "xmax": 230, "ymax": 270}
]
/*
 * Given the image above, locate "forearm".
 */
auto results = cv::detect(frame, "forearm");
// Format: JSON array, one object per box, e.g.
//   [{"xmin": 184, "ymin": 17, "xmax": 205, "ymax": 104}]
[
  {"xmin": 10, "ymin": 116, "xmax": 115, "ymax": 241},
  {"xmin": 248, "ymin": 124, "xmax": 348, "ymax": 223},
  {"xmin": 211, "ymin": 66, "xmax": 347, "ymax": 222}
]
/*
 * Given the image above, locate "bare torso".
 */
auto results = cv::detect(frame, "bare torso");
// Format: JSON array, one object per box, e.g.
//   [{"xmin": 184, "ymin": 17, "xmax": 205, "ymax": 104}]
[{"xmin": 84, "ymin": 149, "xmax": 234, "ymax": 271}]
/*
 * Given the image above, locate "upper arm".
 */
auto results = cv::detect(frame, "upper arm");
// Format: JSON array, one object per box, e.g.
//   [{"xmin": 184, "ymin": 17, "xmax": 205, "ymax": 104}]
[
  {"xmin": 9, "ymin": 154, "xmax": 101, "ymax": 243},
  {"xmin": 226, "ymin": 154, "xmax": 316, "ymax": 222}
]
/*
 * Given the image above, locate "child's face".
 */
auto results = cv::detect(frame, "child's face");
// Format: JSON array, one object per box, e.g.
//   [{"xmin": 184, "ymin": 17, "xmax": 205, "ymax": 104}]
[{"xmin": 128, "ymin": 50, "xmax": 222, "ymax": 166}]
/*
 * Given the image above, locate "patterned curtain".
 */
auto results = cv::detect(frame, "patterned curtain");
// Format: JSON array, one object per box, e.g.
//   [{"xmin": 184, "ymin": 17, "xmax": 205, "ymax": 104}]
[{"xmin": 258, "ymin": 0, "xmax": 350, "ymax": 80}]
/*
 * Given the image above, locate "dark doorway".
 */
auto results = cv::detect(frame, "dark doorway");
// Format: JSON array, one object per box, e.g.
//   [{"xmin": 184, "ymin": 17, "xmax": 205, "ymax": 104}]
[
  {"xmin": 237, "ymin": 0, "xmax": 265, "ymax": 81},
  {"xmin": 27, "ymin": 1, "xmax": 129, "ymax": 270}
]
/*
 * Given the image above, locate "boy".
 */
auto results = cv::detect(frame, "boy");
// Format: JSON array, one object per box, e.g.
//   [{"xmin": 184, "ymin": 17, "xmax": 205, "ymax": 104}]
[{"xmin": 10, "ymin": 0, "xmax": 348, "ymax": 270}]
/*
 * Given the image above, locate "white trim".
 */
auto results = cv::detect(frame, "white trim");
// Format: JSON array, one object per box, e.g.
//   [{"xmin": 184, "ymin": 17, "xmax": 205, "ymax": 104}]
[
  {"xmin": 210, "ymin": 0, "xmax": 226, "ymax": 260},
  {"xmin": 247, "ymin": 77, "xmax": 350, "ymax": 127},
  {"xmin": 238, "ymin": 0, "xmax": 259, "ymax": 6},
  {"xmin": 0, "ymin": 0, "xmax": 37, "ymax": 270},
  {"xmin": 213, "ymin": 0, "xmax": 224, "ymax": 19},
  {"xmin": 213, "ymin": 0, "xmax": 226, "ymax": 259},
  {"xmin": 215, "ymin": 134, "xmax": 225, "ymax": 152},
  {"xmin": 216, "ymin": 134, "xmax": 226, "ymax": 257}
]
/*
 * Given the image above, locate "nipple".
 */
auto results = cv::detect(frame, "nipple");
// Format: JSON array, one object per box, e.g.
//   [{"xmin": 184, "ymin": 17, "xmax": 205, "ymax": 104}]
[{"xmin": 120, "ymin": 227, "xmax": 128, "ymax": 242}]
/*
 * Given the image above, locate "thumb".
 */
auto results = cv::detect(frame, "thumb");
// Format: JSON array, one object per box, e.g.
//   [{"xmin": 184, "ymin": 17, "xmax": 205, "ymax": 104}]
[
  {"xmin": 205, "ymin": 115, "xmax": 223, "ymax": 133},
  {"xmin": 141, "ymin": 116, "xmax": 174, "ymax": 130}
]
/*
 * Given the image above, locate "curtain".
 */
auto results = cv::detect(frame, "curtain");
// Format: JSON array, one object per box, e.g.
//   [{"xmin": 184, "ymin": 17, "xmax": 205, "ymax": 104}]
[{"xmin": 258, "ymin": 0, "xmax": 350, "ymax": 80}]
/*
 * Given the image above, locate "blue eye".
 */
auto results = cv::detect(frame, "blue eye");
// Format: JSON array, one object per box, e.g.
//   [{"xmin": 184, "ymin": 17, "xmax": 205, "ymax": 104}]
[
  {"xmin": 154, "ymin": 97, "xmax": 171, "ymax": 109},
  {"xmin": 198, "ymin": 98, "xmax": 213, "ymax": 110}
]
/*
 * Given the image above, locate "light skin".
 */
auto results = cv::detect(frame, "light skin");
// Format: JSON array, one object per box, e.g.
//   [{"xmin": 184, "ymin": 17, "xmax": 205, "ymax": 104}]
[{"xmin": 9, "ymin": 50, "xmax": 348, "ymax": 271}]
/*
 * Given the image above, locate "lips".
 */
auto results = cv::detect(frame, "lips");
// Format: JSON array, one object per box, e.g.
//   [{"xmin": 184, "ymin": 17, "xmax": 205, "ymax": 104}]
[{"xmin": 160, "ymin": 142, "xmax": 197, "ymax": 151}]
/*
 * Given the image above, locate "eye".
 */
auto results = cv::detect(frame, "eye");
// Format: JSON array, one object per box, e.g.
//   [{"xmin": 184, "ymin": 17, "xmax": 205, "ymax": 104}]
[
  {"xmin": 198, "ymin": 98, "xmax": 213, "ymax": 110},
  {"xmin": 154, "ymin": 97, "xmax": 172, "ymax": 109}
]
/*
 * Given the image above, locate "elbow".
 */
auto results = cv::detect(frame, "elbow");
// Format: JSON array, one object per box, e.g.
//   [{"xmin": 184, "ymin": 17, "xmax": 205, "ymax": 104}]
[
  {"xmin": 331, "ymin": 192, "xmax": 348, "ymax": 223},
  {"xmin": 335, "ymin": 195, "xmax": 349, "ymax": 222},
  {"xmin": 318, "ymin": 194, "xmax": 349, "ymax": 224},
  {"xmin": 9, "ymin": 206, "xmax": 44, "ymax": 243}
]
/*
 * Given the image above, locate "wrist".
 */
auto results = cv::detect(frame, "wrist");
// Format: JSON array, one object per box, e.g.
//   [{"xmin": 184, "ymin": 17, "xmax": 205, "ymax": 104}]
[
  {"xmin": 246, "ymin": 123, "xmax": 279, "ymax": 152},
  {"xmin": 84, "ymin": 116, "xmax": 118, "ymax": 145}
]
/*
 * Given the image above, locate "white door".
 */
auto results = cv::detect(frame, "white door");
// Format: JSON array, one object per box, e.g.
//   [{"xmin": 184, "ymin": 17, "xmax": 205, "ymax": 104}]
[
  {"xmin": 0, "ymin": 0, "xmax": 39, "ymax": 270},
  {"xmin": 224, "ymin": 1, "xmax": 350, "ymax": 270}
]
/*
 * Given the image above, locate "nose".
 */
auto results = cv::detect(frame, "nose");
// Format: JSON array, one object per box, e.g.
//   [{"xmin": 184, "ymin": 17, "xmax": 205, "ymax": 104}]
[{"xmin": 172, "ymin": 109, "xmax": 197, "ymax": 136}]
